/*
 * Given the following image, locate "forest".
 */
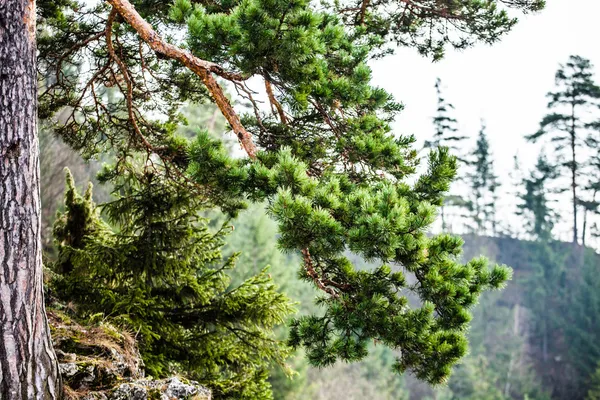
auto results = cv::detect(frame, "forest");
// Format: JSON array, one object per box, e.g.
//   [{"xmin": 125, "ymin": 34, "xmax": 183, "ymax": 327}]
[{"xmin": 1, "ymin": 0, "xmax": 600, "ymax": 399}]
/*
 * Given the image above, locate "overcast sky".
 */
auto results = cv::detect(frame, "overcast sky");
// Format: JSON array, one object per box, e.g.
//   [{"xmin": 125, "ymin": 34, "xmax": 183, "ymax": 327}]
[{"xmin": 368, "ymin": 0, "xmax": 600, "ymax": 240}]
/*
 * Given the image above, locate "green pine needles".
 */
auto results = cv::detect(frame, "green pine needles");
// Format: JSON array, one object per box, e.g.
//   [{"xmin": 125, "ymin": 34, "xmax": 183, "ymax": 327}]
[
  {"xmin": 186, "ymin": 130, "xmax": 511, "ymax": 384},
  {"xmin": 37, "ymin": 0, "xmax": 539, "ymax": 394},
  {"xmin": 52, "ymin": 170, "xmax": 294, "ymax": 399}
]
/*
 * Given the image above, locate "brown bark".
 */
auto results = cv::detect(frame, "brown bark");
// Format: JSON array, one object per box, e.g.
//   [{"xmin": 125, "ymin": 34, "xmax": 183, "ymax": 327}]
[
  {"xmin": 0, "ymin": 0, "xmax": 62, "ymax": 398},
  {"xmin": 358, "ymin": 0, "xmax": 370, "ymax": 25},
  {"xmin": 106, "ymin": 0, "xmax": 258, "ymax": 159},
  {"xmin": 264, "ymin": 79, "xmax": 288, "ymax": 125}
]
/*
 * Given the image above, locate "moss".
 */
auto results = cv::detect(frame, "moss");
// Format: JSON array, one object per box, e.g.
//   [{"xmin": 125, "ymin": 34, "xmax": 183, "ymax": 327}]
[
  {"xmin": 100, "ymin": 323, "xmax": 124, "ymax": 343},
  {"xmin": 148, "ymin": 387, "xmax": 162, "ymax": 400}
]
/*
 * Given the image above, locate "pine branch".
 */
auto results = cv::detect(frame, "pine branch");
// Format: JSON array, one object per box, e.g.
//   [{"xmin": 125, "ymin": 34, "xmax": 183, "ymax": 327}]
[
  {"xmin": 106, "ymin": 0, "xmax": 258, "ymax": 159},
  {"xmin": 106, "ymin": 8, "xmax": 158, "ymax": 152}
]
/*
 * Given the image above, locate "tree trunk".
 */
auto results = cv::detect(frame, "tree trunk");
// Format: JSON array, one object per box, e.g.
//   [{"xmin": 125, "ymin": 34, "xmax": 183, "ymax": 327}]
[
  {"xmin": 581, "ymin": 190, "xmax": 596, "ymax": 248},
  {"xmin": 440, "ymin": 203, "xmax": 446, "ymax": 231},
  {"xmin": 582, "ymin": 207, "xmax": 587, "ymax": 248},
  {"xmin": 0, "ymin": 0, "xmax": 62, "ymax": 398},
  {"xmin": 570, "ymin": 104, "xmax": 578, "ymax": 245}
]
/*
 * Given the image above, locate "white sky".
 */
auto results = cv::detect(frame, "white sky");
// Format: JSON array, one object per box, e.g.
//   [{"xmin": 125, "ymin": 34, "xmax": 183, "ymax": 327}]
[{"xmin": 369, "ymin": 0, "xmax": 600, "ymax": 241}]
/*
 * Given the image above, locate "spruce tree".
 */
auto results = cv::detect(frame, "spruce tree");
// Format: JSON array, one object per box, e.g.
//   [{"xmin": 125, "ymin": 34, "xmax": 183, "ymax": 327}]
[
  {"xmin": 527, "ymin": 55, "xmax": 600, "ymax": 245},
  {"xmin": 426, "ymin": 78, "xmax": 468, "ymax": 231},
  {"xmin": 581, "ymin": 122, "xmax": 600, "ymax": 247},
  {"xmin": 588, "ymin": 364, "xmax": 600, "ymax": 400},
  {"xmin": 563, "ymin": 249, "xmax": 600, "ymax": 397},
  {"xmin": 35, "ymin": 0, "xmax": 543, "ymax": 389},
  {"xmin": 467, "ymin": 122, "xmax": 499, "ymax": 235},
  {"xmin": 427, "ymin": 78, "xmax": 467, "ymax": 154},
  {"xmin": 517, "ymin": 153, "xmax": 558, "ymax": 241},
  {"xmin": 52, "ymin": 170, "xmax": 294, "ymax": 399}
]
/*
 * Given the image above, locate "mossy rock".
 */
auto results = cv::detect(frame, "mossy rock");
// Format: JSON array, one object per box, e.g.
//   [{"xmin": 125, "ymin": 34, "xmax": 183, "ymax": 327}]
[{"xmin": 49, "ymin": 307, "xmax": 211, "ymax": 399}]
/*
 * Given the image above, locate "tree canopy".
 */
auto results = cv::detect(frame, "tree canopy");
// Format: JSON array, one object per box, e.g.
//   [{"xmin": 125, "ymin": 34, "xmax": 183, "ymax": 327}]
[
  {"xmin": 526, "ymin": 55, "xmax": 600, "ymax": 244},
  {"xmin": 36, "ymin": 0, "xmax": 542, "ymax": 393}
]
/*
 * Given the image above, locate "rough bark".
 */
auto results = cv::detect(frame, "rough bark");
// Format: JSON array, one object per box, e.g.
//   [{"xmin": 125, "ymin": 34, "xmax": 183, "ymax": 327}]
[{"xmin": 0, "ymin": 0, "xmax": 62, "ymax": 398}]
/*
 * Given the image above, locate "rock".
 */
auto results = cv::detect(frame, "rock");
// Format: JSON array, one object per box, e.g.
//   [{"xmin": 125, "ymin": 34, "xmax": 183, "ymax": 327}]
[
  {"xmin": 49, "ymin": 308, "xmax": 210, "ymax": 400},
  {"xmin": 164, "ymin": 377, "xmax": 210, "ymax": 399},
  {"xmin": 60, "ymin": 361, "xmax": 101, "ymax": 390},
  {"xmin": 56, "ymin": 349, "xmax": 77, "ymax": 362},
  {"xmin": 79, "ymin": 364, "xmax": 97, "ymax": 386},
  {"xmin": 110, "ymin": 384, "xmax": 148, "ymax": 400},
  {"xmin": 109, "ymin": 378, "xmax": 211, "ymax": 400},
  {"xmin": 59, "ymin": 363, "xmax": 78, "ymax": 378}
]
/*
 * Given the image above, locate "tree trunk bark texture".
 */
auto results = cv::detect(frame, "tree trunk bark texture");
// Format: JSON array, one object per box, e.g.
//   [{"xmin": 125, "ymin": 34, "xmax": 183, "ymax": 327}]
[{"xmin": 0, "ymin": 0, "xmax": 62, "ymax": 398}]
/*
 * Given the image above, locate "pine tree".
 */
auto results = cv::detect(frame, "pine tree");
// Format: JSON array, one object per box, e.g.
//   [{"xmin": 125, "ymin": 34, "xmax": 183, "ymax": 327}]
[
  {"xmin": 517, "ymin": 153, "xmax": 558, "ymax": 241},
  {"xmin": 427, "ymin": 78, "xmax": 467, "ymax": 154},
  {"xmin": 527, "ymin": 55, "xmax": 600, "ymax": 245},
  {"xmin": 0, "ymin": 1, "xmax": 62, "ymax": 397},
  {"xmin": 581, "ymin": 121, "xmax": 600, "ymax": 247},
  {"xmin": 467, "ymin": 122, "xmax": 499, "ymax": 235},
  {"xmin": 34, "ymin": 0, "xmax": 542, "ymax": 389},
  {"xmin": 426, "ymin": 78, "xmax": 468, "ymax": 231},
  {"xmin": 333, "ymin": 0, "xmax": 544, "ymax": 60},
  {"xmin": 52, "ymin": 170, "xmax": 294, "ymax": 399}
]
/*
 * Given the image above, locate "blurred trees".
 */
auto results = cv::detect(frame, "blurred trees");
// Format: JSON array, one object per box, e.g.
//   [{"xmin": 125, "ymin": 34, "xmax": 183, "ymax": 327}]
[
  {"xmin": 427, "ymin": 78, "xmax": 468, "ymax": 231},
  {"xmin": 517, "ymin": 153, "xmax": 558, "ymax": 241},
  {"xmin": 526, "ymin": 55, "xmax": 600, "ymax": 244},
  {"xmin": 466, "ymin": 122, "xmax": 499, "ymax": 235}
]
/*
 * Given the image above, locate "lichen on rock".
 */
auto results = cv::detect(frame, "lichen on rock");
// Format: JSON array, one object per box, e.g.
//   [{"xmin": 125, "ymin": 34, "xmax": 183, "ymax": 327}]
[{"xmin": 49, "ymin": 308, "xmax": 211, "ymax": 400}]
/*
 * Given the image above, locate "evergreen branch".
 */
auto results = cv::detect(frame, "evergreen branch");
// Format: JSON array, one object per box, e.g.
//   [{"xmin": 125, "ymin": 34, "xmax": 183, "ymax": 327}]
[
  {"xmin": 106, "ymin": 0, "xmax": 258, "ymax": 159},
  {"xmin": 301, "ymin": 248, "xmax": 351, "ymax": 297},
  {"xmin": 358, "ymin": 0, "xmax": 370, "ymax": 25}
]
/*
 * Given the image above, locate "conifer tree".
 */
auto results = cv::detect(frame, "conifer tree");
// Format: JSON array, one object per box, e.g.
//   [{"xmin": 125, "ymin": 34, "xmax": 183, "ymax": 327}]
[
  {"xmin": 527, "ymin": 55, "xmax": 600, "ymax": 245},
  {"xmin": 0, "ymin": 1, "xmax": 62, "ymax": 396},
  {"xmin": 52, "ymin": 170, "xmax": 294, "ymax": 399},
  {"xmin": 563, "ymin": 249, "xmax": 600, "ymax": 396},
  {"xmin": 588, "ymin": 364, "xmax": 600, "ymax": 400},
  {"xmin": 32, "ymin": 0, "xmax": 542, "ymax": 391},
  {"xmin": 517, "ymin": 153, "xmax": 558, "ymax": 241},
  {"xmin": 426, "ymin": 78, "xmax": 468, "ymax": 231},
  {"xmin": 427, "ymin": 78, "xmax": 467, "ymax": 154},
  {"xmin": 581, "ymin": 122, "xmax": 600, "ymax": 247},
  {"xmin": 333, "ymin": 0, "xmax": 544, "ymax": 60},
  {"xmin": 467, "ymin": 122, "xmax": 499, "ymax": 235}
]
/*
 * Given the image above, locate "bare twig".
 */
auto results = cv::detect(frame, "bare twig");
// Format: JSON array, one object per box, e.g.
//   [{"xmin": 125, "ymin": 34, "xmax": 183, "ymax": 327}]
[{"xmin": 106, "ymin": 8, "xmax": 156, "ymax": 151}]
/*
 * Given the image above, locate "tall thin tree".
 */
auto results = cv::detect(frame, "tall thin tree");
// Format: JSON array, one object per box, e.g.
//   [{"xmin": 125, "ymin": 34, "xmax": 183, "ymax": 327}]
[
  {"xmin": 426, "ymin": 78, "xmax": 468, "ymax": 230},
  {"xmin": 516, "ymin": 153, "xmax": 558, "ymax": 241},
  {"xmin": 427, "ymin": 78, "xmax": 467, "ymax": 153},
  {"xmin": 0, "ymin": 0, "xmax": 61, "ymax": 397},
  {"xmin": 467, "ymin": 121, "xmax": 498, "ymax": 235},
  {"xmin": 527, "ymin": 55, "xmax": 600, "ymax": 245},
  {"xmin": 581, "ymin": 118, "xmax": 600, "ymax": 247}
]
